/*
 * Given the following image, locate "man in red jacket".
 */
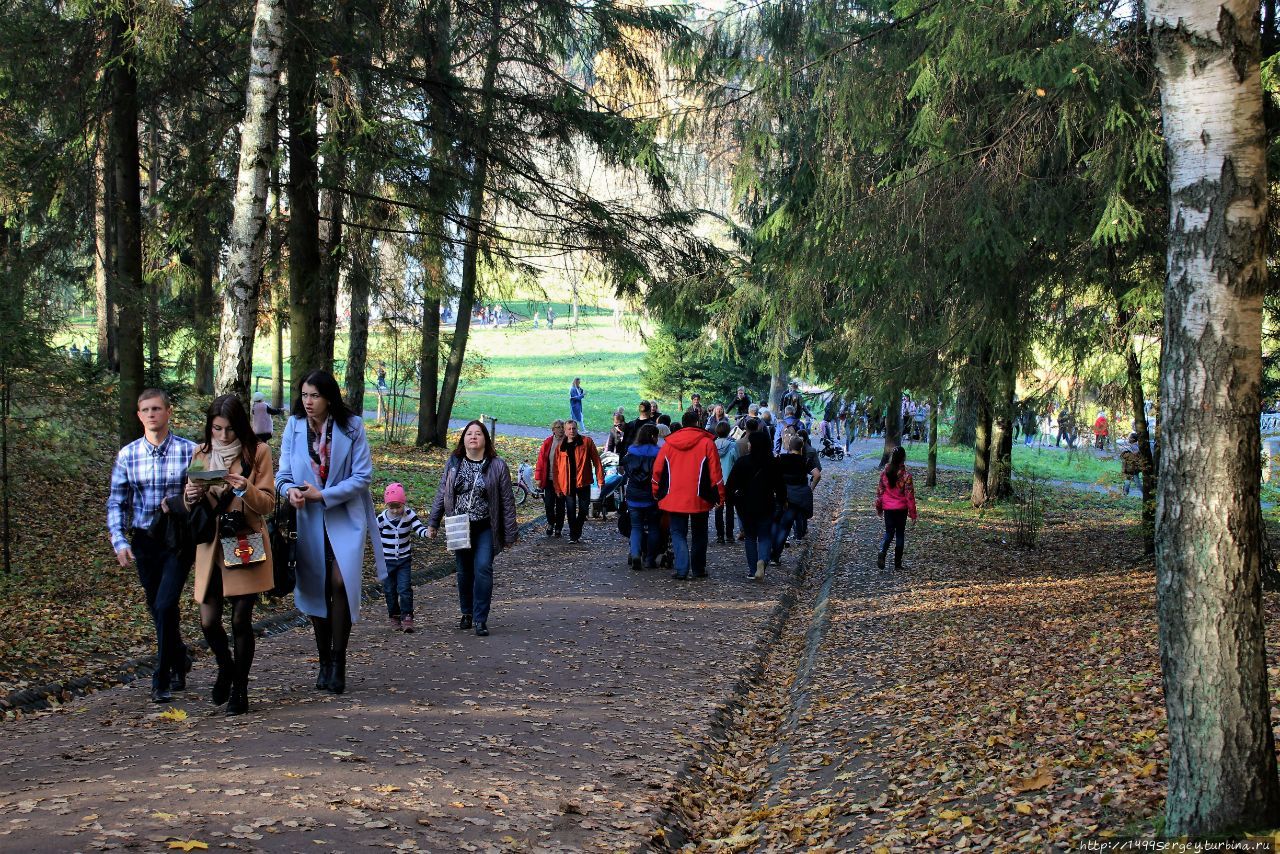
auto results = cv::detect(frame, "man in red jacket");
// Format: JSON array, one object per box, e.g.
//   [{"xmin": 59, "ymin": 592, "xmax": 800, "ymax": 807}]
[{"xmin": 653, "ymin": 409, "xmax": 726, "ymax": 579}]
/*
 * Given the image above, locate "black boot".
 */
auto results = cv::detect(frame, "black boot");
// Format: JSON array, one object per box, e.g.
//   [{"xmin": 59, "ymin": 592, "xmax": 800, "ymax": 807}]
[
  {"xmin": 225, "ymin": 679, "xmax": 248, "ymax": 716},
  {"xmin": 315, "ymin": 652, "xmax": 332, "ymax": 691},
  {"xmin": 328, "ymin": 652, "xmax": 346, "ymax": 695},
  {"xmin": 876, "ymin": 548, "xmax": 887, "ymax": 570},
  {"xmin": 894, "ymin": 545, "xmax": 904, "ymax": 571},
  {"xmin": 211, "ymin": 653, "xmax": 234, "ymax": 706}
]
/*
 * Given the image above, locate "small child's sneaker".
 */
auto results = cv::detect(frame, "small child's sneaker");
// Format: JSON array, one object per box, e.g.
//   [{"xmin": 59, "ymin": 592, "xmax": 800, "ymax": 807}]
[
  {"xmin": 401, "ymin": 615, "xmax": 415, "ymax": 634},
  {"xmin": 389, "ymin": 616, "xmax": 402, "ymax": 631}
]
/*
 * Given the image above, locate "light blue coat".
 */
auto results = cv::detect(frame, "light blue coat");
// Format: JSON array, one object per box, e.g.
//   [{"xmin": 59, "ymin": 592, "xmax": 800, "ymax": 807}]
[{"xmin": 276, "ymin": 415, "xmax": 386, "ymax": 622}]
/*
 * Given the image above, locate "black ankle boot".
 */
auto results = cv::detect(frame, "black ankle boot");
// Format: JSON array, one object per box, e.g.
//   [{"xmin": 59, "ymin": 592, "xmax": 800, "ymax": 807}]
[
  {"xmin": 315, "ymin": 653, "xmax": 332, "ymax": 691},
  {"xmin": 328, "ymin": 652, "xmax": 346, "ymax": 695},
  {"xmin": 877, "ymin": 549, "xmax": 886, "ymax": 570},
  {"xmin": 211, "ymin": 657, "xmax": 234, "ymax": 706},
  {"xmin": 226, "ymin": 681, "xmax": 248, "ymax": 716},
  {"xmin": 894, "ymin": 547, "xmax": 903, "ymax": 571}
]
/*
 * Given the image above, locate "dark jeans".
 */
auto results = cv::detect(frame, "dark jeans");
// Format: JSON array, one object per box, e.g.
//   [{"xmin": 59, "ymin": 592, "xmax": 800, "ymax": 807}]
[
  {"xmin": 132, "ymin": 529, "xmax": 189, "ymax": 689},
  {"xmin": 741, "ymin": 515, "xmax": 773, "ymax": 574},
  {"xmin": 792, "ymin": 514, "xmax": 809, "ymax": 539},
  {"xmin": 714, "ymin": 501, "xmax": 735, "ymax": 540},
  {"xmin": 565, "ymin": 485, "xmax": 590, "ymax": 539},
  {"xmin": 628, "ymin": 505, "xmax": 660, "ymax": 564},
  {"xmin": 542, "ymin": 486, "xmax": 565, "ymax": 532},
  {"xmin": 383, "ymin": 556, "xmax": 413, "ymax": 618},
  {"xmin": 670, "ymin": 511, "xmax": 709, "ymax": 577},
  {"xmin": 880, "ymin": 508, "xmax": 908, "ymax": 557},
  {"xmin": 772, "ymin": 506, "xmax": 797, "ymax": 562},
  {"xmin": 455, "ymin": 521, "xmax": 495, "ymax": 624}
]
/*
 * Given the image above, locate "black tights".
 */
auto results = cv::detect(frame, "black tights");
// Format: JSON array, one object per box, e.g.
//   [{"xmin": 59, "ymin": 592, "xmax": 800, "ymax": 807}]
[
  {"xmin": 200, "ymin": 572, "xmax": 257, "ymax": 679},
  {"xmin": 311, "ymin": 557, "xmax": 351, "ymax": 659}
]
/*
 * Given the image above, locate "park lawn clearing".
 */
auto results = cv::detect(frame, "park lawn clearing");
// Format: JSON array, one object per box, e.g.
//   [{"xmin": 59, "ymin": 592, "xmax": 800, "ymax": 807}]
[
  {"xmin": 0, "ymin": 418, "xmax": 542, "ymax": 711},
  {"xmin": 903, "ymin": 440, "xmax": 1124, "ymax": 488}
]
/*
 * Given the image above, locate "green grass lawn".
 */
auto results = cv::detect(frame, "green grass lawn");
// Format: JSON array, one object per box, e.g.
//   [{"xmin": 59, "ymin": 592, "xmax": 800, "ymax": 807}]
[
  {"xmin": 62, "ymin": 313, "xmax": 675, "ymax": 430},
  {"xmin": 902, "ymin": 438, "xmax": 1125, "ymax": 486}
]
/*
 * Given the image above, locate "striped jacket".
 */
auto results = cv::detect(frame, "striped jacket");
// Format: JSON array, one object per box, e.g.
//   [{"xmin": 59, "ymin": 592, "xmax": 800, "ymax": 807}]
[{"xmin": 376, "ymin": 508, "xmax": 429, "ymax": 560}]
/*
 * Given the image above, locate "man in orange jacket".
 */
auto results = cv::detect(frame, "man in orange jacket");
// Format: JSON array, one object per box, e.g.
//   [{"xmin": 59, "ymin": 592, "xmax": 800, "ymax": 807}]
[
  {"xmin": 554, "ymin": 420, "xmax": 604, "ymax": 544},
  {"xmin": 653, "ymin": 409, "xmax": 726, "ymax": 579}
]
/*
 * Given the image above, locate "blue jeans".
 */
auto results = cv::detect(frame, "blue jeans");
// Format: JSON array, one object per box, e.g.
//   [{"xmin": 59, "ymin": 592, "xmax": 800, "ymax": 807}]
[
  {"xmin": 383, "ymin": 556, "xmax": 413, "ymax": 618},
  {"xmin": 455, "ymin": 522, "xmax": 495, "ymax": 624},
  {"xmin": 132, "ymin": 530, "xmax": 189, "ymax": 689},
  {"xmin": 741, "ymin": 515, "xmax": 773, "ymax": 574},
  {"xmin": 792, "ymin": 514, "xmax": 809, "ymax": 539},
  {"xmin": 628, "ymin": 506, "xmax": 659, "ymax": 565},
  {"xmin": 669, "ymin": 511, "xmax": 709, "ymax": 577},
  {"xmin": 772, "ymin": 506, "xmax": 797, "ymax": 562}
]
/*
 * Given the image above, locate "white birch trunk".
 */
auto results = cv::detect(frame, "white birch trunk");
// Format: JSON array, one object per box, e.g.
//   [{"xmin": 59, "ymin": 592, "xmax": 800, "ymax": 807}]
[
  {"xmin": 214, "ymin": 0, "xmax": 287, "ymax": 396},
  {"xmin": 1148, "ymin": 0, "xmax": 1280, "ymax": 835}
]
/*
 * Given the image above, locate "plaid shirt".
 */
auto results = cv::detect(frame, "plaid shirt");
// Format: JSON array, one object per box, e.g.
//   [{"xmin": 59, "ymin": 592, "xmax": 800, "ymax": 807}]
[{"xmin": 106, "ymin": 432, "xmax": 196, "ymax": 552}]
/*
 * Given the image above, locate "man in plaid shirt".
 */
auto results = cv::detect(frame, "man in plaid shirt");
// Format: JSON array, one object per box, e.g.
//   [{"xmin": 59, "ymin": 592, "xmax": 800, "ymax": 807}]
[{"xmin": 107, "ymin": 389, "xmax": 196, "ymax": 703}]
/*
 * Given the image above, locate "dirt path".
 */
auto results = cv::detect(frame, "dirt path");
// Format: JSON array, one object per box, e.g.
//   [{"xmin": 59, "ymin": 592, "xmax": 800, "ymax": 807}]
[{"xmin": 0, "ymin": 468, "xmax": 851, "ymax": 853}]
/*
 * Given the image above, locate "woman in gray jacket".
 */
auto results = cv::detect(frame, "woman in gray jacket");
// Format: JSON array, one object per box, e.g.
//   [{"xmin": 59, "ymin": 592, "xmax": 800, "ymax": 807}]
[{"xmin": 427, "ymin": 420, "xmax": 519, "ymax": 636}]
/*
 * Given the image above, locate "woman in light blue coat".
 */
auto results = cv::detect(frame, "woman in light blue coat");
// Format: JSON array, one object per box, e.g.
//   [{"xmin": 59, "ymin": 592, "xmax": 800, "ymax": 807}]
[{"xmin": 276, "ymin": 370, "xmax": 386, "ymax": 695}]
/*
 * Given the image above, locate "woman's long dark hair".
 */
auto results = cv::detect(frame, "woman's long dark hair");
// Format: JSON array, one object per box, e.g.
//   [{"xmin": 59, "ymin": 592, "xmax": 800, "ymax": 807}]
[
  {"xmin": 452, "ymin": 419, "xmax": 496, "ymax": 460},
  {"xmin": 291, "ymin": 369, "xmax": 353, "ymax": 427},
  {"xmin": 201, "ymin": 394, "xmax": 260, "ymax": 466},
  {"xmin": 747, "ymin": 430, "xmax": 772, "ymax": 457},
  {"xmin": 884, "ymin": 445, "xmax": 907, "ymax": 488}
]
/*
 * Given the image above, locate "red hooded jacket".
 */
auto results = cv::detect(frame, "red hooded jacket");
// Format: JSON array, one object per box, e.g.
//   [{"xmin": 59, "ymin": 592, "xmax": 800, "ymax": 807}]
[{"xmin": 652, "ymin": 427, "xmax": 725, "ymax": 514}]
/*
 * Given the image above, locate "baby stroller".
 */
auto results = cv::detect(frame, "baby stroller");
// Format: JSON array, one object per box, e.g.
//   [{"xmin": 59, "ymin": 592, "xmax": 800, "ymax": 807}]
[
  {"xmin": 591, "ymin": 451, "xmax": 626, "ymax": 519},
  {"xmin": 819, "ymin": 435, "xmax": 847, "ymax": 462}
]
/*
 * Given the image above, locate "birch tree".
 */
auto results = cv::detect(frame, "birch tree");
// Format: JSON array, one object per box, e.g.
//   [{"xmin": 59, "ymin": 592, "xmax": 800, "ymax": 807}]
[
  {"xmin": 215, "ymin": 0, "xmax": 287, "ymax": 396},
  {"xmin": 1148, "ymin": 0, "xmax": 1280, "ymax": 835}
]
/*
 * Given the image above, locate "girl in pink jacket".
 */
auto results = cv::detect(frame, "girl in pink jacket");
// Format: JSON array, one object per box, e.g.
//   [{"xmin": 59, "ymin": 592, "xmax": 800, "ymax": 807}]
[{"xmin": 875, "ymin": 446, "xmax": 917, "ymax": 570}]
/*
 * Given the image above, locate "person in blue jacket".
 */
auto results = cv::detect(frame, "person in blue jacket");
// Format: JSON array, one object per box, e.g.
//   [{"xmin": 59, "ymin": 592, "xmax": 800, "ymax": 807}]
[
  {"xmin": 569, "ymin": 377, "xmax": 586, "ymax": 429},
  {"xmin": 622, "ymin": 423, "xmax": 662, "ymax": 571},
  {"xmin": 276, "ymin": 370, "xmax": 386, "ymax": 695}
]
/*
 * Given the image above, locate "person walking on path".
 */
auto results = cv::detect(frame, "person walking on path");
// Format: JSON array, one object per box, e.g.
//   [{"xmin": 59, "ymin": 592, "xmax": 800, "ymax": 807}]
[
  {"xmin": 726, "ymin": 430, "xmax": 784, "ymax": 580},
  {"xmin": 771, "ymin": 436, "xmax": 815, "ymax": 564},
  {"xmin": 185, "ymin": 395, "xmax": 275, "ymax": 715},
  {"xmin": 688, "ymin": 393, "xmax": 707, "ymax": 429},
  {"xmin": 730, "ymin": 387, "xmax": 751, "ymax": 418},
  {"xmin": 426, "ymin": 421, "xmax": 519, "ymax": 636},
  {"xmin": 704, "ymin": 404, "xmax": 729, "ymax": 433},
  {"xmin": 251, "ymin": 392, "xmax": 283, "ymax": 443},
  {"xmin": 874, "ymin": 446, "xmax": 917, "ymax": 570},
  {"xmin": 553, "ymin": 420, "xmax": 604, "ymax": 544},
  {"xmin": 653, "ymin": 409, "xmax": 725, "ymax": 580},
  {"xmin": 1092, "ymin": 411, "xmax": 1109, "ymax": 450},
  {"xmin": 622, "ymin": 423, "xmax": 662, "ymax": 571},
  {"xmin": 622, "ymin": 400, "xmax": 657, "ymax": 455},
  {"xmin": 712, "ymin": 421, "xmax": 740, "ymax": 544},
  {"xmin": 569, "ymin": 378, "xmax": 586, "ymax": 429},
  {"xmin": 107, "ymin": 389, "xmax": 197, "ymax": 704},
  {"xmin": 534, "ymin": 420, "xmax": 567, "ymax": 536},
  {"xmin": 276, "ymin": 370, "xmax": 387, "ymax": 695},
  {"xmin": 374, "ymin": 361, "xmax": 389, "ymax": 422},
  {"xmin": 605, "ymin": 411, "xmax": 627, "ymax": 454},
  {"xmin": 377, "ymin": 483, "xmax": 430, "ymax": 632},
  {"xmin": 547, "ymin": 306, "xmax": 556, "ymax": 329}
]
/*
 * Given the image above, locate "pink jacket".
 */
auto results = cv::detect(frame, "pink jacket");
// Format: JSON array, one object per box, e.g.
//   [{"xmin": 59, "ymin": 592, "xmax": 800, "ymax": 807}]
[{"xmin": 876, "ymin": 470, "xmax": 917, "ymax": 520}]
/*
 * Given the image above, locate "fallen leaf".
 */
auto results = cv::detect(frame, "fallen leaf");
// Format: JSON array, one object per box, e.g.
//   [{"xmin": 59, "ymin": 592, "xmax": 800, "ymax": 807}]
[
  {"xmin": 157, "ymin": 708, "xmax": 187, "ymax": 722},
  {"xmin": 167, "ymin": 842, "xmax": 208, "ymax": 852},
  {"xmin": 1011, "ymin": 769, "xmax": 1054, "ymax": 792}
]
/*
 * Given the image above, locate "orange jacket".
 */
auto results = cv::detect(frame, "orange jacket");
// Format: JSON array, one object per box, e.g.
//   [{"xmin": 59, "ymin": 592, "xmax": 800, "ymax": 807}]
[{"xmin": 553, "ymin": 436, "xmax": 604, "ymax": 496}]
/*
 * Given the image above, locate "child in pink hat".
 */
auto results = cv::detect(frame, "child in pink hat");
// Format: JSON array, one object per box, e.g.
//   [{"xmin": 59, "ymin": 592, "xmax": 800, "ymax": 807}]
[{"xmin": 376, "ymin": 482, "xmax": 429, "ymax": 631}]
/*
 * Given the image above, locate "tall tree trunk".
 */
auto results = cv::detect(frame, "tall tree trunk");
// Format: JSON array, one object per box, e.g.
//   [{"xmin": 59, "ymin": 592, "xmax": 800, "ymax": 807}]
[
  {"xmin": 190, "ymin": 231, "xmax": 216, "ymax": 395},
  {"xmin": 879, "ymin": 388, "xmax": 902, "ymax": 467},
  {"xmin": 344, "ymin": 233, "xmax": 371, "ymax": 413},
  {"xmin": 93, "ymin": 122, "xmax": 117, "ymax": 371},
  {"xmin": 1148, "ymin": 0, "xmax": 1280, "ymax": 835},
  {"xmin": 1116, "ymin": 304, "xmax": 1155, "ymax": 555},
  {"xmin": 768, "ymin": 352, "xmax": 787, "ymax": 412},
  {"xmin": 971, "ymin": 386, "xmax": 992, "ymax": 508},
  {"xmin": 434, "ymin": 0, "xmax": 502, "ymax": 439},
  {"xmin": 415, "ymin": 0, "xmax": 451, "ymax": 448},
  {"xmin": 987, "ymin": 360, "xmax": 1015, "ymax": 501},
  {"xmin": 145, "ymin": 120, "xmax": 161, "ymax": 385},
  {"xmin": 215, "ymin": 0, "xmax": 287, "ymax": 396},
  {"xmin": 268, "ymin": 162, "xmax": 286, "ymax": 406},
  {"xmin": 108, "ymin": 9, "xmax": 145, "ymax": 444},
  {"xmin": 952, "ymin": 378, "xmax": 977, "ymax": 446},
  {"xmin": 286, "ymin": 0, "xmax": 324, "ymax": 375},
  {"xmin": 927, "ymin": 399, "xmax": 939, "ymax": 488}
]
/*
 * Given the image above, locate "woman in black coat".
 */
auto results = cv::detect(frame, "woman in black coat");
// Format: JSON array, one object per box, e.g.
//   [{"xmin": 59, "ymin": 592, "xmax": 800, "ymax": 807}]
[{"xmin": 725, "ymin": 431, "xmax": 784, "ymax": 581}]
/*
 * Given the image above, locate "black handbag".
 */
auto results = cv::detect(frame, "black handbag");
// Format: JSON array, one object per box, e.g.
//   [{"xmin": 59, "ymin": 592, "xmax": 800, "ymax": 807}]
[{"xmin": 267, "ymin": 499, "xmax": 298, "ymax": 597}]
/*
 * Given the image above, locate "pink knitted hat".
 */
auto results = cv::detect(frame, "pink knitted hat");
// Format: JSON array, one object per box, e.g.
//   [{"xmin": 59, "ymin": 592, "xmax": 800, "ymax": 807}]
[{"xmin": 384, "ymin": 482, "xmax": 407, "ymax": 504}]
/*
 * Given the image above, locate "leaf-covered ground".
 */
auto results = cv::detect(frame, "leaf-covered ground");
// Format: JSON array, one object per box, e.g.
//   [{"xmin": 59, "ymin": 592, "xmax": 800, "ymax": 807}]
[
  {"xmin": 0, "ymin": 413, "xmax": 541, "ymax": 705},
  {"xmin": 664, "ymin": 466, "xmax": 1280, "ymax": 851}
]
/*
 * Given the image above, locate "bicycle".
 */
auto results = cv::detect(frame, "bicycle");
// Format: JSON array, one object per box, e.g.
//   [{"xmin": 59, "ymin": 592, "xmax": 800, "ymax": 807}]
[{"xmin": 513, "ymin": 461, "xmax": 542, "ymax": 506}]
